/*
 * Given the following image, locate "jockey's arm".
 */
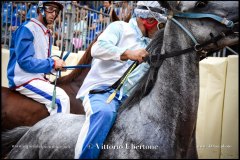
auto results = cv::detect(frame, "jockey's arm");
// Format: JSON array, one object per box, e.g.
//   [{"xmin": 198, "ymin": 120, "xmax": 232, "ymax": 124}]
[
  {"xmin": 14, "ymin": 26, "xmax": 55, "ymax": 73},
  {"xmin": 120, "ymin": 49, "xmax": 149, "ymax": 64},
  {"xmin": 91, "ymin": 21, "xmax": 149, "ymax": 63},
  {"xmin": 91, "ymin": 22, "xmax": 127, "ymax": 61}
]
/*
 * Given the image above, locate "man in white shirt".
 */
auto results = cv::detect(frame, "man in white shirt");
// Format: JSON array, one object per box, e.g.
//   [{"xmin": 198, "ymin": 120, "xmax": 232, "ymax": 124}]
[{"xmin": 74, "ymin": 1, "xmax": 167, "ymax": 159}]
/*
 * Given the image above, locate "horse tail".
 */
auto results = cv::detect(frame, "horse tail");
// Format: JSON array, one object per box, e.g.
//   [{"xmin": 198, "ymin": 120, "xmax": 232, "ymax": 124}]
[{"xmin": 1, "ymin": 126, "xmax": 30, "ymax": 158}]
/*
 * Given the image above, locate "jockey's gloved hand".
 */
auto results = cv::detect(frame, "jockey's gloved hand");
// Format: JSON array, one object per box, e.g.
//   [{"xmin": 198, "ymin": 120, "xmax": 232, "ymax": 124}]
[
  {"xmin": 121, "ymin": 49, "xmax": 149, "ymax": 63},
  {"xmin": 54, "ymin": 59, "xmax": 66, "ymax": 71}
]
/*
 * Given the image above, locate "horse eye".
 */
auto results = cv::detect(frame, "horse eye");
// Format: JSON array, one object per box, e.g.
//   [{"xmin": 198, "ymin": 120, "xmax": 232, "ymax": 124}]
[{"xmin": 195, "ymin": 1, "xmax": 208, "ymax": 8}]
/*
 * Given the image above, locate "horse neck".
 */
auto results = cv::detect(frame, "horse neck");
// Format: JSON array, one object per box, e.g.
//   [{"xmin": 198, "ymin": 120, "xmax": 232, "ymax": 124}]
[{"xmin": 146, "ymin": 20, "xmax": 200, "ymax": 155}]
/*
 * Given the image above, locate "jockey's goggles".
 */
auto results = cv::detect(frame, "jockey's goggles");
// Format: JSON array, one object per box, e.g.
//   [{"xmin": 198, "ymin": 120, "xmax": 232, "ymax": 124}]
[{"xmin": 44, "ymin": 5, "xmax": 60, "ymax": 15}]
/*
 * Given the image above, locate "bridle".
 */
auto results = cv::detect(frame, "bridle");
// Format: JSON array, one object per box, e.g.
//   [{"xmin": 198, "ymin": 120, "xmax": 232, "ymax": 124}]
[
  {"xmin": 167, "ymin": 12, "xmax": 236, "ymax": 56},
  {"xmin": 145, "ymin": 7, "xmax": 238, "ymax": 65}
]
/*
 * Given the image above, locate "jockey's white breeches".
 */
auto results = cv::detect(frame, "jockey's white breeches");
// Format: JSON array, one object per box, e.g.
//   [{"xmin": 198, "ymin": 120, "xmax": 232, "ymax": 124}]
[{"xmin": 16, "ymin": 79, "xmax": 70, "ymax": 115}]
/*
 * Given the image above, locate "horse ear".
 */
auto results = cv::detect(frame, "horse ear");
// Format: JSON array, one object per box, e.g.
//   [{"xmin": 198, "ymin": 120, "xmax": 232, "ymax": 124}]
[
  {"xmin": 110, "ymin": 9, "xmax": 120, "ymax": 22},
  {"xmin": 158, "ymin": 1, "xmax": 171, "ymax": 10},
  {"xmin": 158, "ymin": 1, "xmax": 183, "ymax": 11}
]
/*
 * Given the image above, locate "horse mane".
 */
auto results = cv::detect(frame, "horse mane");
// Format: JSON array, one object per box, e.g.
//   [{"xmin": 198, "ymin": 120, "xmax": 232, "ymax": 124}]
[
  {"xmin": 120, "ymin": 29, "xmax": 165, "ymax": 111},
  {"xmin": 158, "ymin": 1, "xmax": 172, "ymax": 10},
  {"xmin": 124, "ymin": 13, "xmax": 132, "ymax": 23},
  {"xmin": 110, "ymin": 9, "xmax": 120, "ymax": 22}
]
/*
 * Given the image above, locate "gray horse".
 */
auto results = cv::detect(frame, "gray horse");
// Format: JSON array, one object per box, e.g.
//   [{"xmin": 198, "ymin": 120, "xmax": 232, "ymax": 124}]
[{"xmin": 2, "ymin": 1, "xmax": 238, "ymax": 159}]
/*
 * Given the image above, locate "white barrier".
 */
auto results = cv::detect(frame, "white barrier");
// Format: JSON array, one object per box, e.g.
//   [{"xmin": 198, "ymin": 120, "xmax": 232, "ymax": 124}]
[
  {"xmin": 1, "ymin": 48, "xmax": 238, "ymax": 158},
  {"xmin": 220, "ymin": 56, "xmax": 238, "ymax": 159},
  {"xmin": 196, "ymin": 56, "xmax": 238, "ymax": 159},
  {"xmin": 1, "ymin": 48, "xmax": 9, "ymax": 87}
]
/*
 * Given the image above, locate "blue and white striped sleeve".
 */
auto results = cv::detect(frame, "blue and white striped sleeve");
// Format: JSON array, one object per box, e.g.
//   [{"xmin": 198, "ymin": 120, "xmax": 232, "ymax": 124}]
[{"xmin": 15, "ymin": 26, "xmax": 54, "ymax": 73}]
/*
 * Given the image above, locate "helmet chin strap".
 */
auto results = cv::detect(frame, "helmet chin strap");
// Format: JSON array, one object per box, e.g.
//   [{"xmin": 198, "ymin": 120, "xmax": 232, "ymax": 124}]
[{"xmin": 40, "ymin": 8, "xmax": 49, "ymax": 25}]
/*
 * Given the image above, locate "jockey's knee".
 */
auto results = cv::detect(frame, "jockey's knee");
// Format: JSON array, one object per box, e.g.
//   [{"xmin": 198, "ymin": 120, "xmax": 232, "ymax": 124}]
[
  {"xmin": 61, "ymin": 92, "xmax": 70, "ymax": 103},
  {"xmin": 56, "ymin": 88, "xmax": 69, "ymax": 101},
  {"xmin": 56, "ymin": 87, "xmax": 70, "ymax": 113}
]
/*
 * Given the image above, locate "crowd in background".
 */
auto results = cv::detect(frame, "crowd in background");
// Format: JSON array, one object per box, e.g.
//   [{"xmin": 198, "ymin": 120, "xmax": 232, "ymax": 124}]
[{"xmin": 1, "ymin": 1, "xmax": 136, "ymax": 52}]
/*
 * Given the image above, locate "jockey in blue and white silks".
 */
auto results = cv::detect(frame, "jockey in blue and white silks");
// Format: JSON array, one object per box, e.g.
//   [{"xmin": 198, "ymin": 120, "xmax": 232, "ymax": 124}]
[
  {"xmin": 7, "ymin": 1, "xmax": 70, "ymax": 115},
  {"xmin": 75, "ymin": 1, "xmax": 167, "ymax": 159}
]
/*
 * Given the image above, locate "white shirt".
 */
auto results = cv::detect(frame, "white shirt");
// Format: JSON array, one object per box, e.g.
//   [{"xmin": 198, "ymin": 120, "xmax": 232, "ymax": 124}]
[
  {"xmin": 76, "ymin": 18, "xmax": 151, "ymax": 99},
  {"xmin": 7, "ymin": 18, "xmax": 54, "ymax": 88}
]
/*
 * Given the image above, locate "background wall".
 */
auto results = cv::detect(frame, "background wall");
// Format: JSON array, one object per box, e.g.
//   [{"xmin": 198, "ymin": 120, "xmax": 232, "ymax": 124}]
[{"xmin": 196, "ymin": 56, "xmax": 238, "ymax": 159}]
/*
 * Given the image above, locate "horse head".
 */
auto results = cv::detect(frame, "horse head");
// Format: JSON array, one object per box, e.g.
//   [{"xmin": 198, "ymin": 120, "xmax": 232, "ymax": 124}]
[{"xmin": 159, "ymin": 1, "xmax": 238, "ymax": 53}]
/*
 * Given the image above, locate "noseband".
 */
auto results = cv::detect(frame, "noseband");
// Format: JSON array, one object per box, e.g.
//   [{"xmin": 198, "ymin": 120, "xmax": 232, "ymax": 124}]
[
  {"xmin": 145, "ymin": 10, "xmax": 238, "ymax": 66},
  {"xmin": 169, "ymin": 12, "xmax": 236, "ymax": 56}
]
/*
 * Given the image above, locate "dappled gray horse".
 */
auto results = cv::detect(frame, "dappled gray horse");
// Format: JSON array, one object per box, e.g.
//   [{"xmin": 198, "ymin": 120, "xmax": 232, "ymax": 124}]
[{"xmin": 2, "ymin": 1, "xmax": 238, "ymax": 159}]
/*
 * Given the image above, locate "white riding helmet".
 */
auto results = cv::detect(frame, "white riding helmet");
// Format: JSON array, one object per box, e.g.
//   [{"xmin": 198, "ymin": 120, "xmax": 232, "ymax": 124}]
[
  {"xmin": 37, "ymin": 1, "xmax": 63, "ymax": 24},
  {"xmin": 134, "ymin": 1, "xmax": 167, "ymax": 23},
  {"xmin": 38, "ymin": 1, "xmax": 64, "ymax": 11}
]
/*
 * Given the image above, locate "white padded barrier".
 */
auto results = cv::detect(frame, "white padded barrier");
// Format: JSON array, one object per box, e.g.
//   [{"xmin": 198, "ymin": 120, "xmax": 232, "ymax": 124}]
[
  {"xmin": 196, "ymin": 56, "xmax": 238, "ymax": 159},
  {"xmin": 1, "ymin": 48, "xmax": 9, "ymax": 87}
]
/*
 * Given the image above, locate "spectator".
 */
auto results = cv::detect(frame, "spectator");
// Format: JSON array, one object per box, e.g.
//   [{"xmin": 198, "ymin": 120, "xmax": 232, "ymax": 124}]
[
  {"xmin": 9, "ymin": 10, "xmax": 26, "ymax": 32},
  {"xmin": 97, "ymin": 1, "xmax": 104, "ymax": 12},
  {"xmin": 2, "ymin": 2, "xmax": 13, "ymax": 25},
  {"xmin": 72, "ymin": 6, "xmax": 88, "ymax": 52},
  {"xmin": 2, "ymin": 2, "xmax": 13, "ymax": 46},
  {"xmin": 47, "ymin": 15, "xmax": 61, "ymax": 42},
  {"xmin": 85, "ymin": 5, "xmax": 99, "ymax": 48},
  {"xmin": 72, "ymin": 1, "xmax": 79, "ymax": 6},
  {"xmin": 101, "ymin": 1, "xmax": 112, "ymax": 14},
  {"xmin": 10, "ymin": 2, "xmax": 19, "ymax": 26},
  {"xmin": 15, "ymin": 2, "xmax": 27, "ymax": 24},
  {"xmin": 113, "ymin": 1, "xmax": 121, "ymax": 17},
  {"xmin": 26, "ymin": 3, "xmax": 38, "ymax": 20},
  {"xmin": 99, "ymin": 1, "xmax": 113, "ymax": 33},
  {"xmin": 52, "ymin": 15, "xmax": 63, "ymax": 49},
  {"xmin": 118, "ymin": 1, "xmax": 132, "ymax": 21}
]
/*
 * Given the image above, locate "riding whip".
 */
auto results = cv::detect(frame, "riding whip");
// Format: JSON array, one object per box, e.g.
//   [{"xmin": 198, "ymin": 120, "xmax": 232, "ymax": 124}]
[
  {"xmin": 51, "ymin": 50, "xmax": 64, "ymax": 109},
  {"xmin": 51, "ymin": 71, "xmax": 58, "ymax": 109},
  {"xmin": 106, "ymin": 61, "xmax": 138, "ymax": 103}
]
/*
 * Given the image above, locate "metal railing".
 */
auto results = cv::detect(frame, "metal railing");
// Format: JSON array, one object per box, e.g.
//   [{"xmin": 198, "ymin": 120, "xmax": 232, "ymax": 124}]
[{"xmin": 1, "ymin": 1, "xmax": 136, "ymax": 53}]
